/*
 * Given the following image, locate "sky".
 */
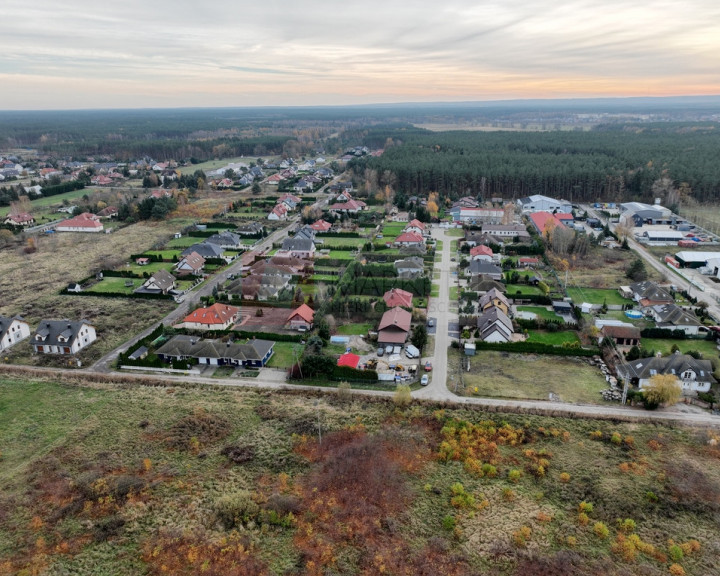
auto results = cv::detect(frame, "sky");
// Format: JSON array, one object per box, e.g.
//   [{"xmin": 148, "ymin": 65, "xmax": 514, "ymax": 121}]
[{"xmin": 1, "ymin": 0, "xmax": 719, "ymax": 110}]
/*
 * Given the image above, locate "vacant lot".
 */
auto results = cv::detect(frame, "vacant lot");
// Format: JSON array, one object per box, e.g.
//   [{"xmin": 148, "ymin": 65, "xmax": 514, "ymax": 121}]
[
  {"xmin": 560, "ymin": 247, "xmax": 662, "ymax": 289},
  {"xmin": 566, "ymin": 287, "xmax": 632, "ymax": 306},
  {"xmin": 449, "ymin": 349, "xmax": 607, "ymax": 403},
  {"xmin": 1, "ymin": 375, "xmax": 718, "ymax": 576}
]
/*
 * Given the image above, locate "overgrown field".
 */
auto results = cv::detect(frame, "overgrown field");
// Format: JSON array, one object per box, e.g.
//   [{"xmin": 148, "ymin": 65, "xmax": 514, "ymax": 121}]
[{"xmin": 1, "ymin": 376, "xmax": 719, "ymax": 575}]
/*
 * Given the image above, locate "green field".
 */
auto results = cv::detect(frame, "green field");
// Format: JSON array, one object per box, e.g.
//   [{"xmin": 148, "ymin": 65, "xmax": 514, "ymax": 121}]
[
  {"xmin": 336, "ymin": 323, "xmax": 372, "ymax": 336},
  {"xmin": 325, "ymin": 250, "xmax": 357, "ymax": 260},
  {"xmin": 317, "ymin": 236, "xmax": 365, "ymax": 248},
  {"xmin": 83, "ymin": 276, "xmax": 143, "ymax": 295},
  {"xmin": 516, "ymin": 305, "xmax": 564, "ymax": 321},
  {"xmin": 265, "ymin": 341, "xmax": 304, "ymax": 369},
  {"xmin": 125, "ymin": 261, "xmax": 175, "ymax": 275},
  {"xmin": 444, "ymin": 227, "xmax": 464, "ymax": 237},
  {"xmin": 0, "ymin": 187, "xmax": 104, "ymax": 218},
  {"xmin": 505, "ymin": 284, "xmax": 544, "ymax": 296},
  {"xmin": 526, "ymin": 330, "xmax": 581, "ymax": 346},
  {"xmin": 640, "ymin": 337, "xmax": 720, "ymax": 360},
  {"xmin": 566, "ymin": 287, "xmax": 632, "ymax": 306}
]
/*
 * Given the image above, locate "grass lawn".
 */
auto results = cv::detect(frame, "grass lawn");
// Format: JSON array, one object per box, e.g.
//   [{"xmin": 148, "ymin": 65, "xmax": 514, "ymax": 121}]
[
  {"xmin": 450, "ymin": 286, "xmax": 459, "ymax": 301},
  {"xmin": 640, "ymin": 337, "xmax": 720, "ymax": 359},
  {"xmin": 317, "ymin": 237, "xmax": 365, "ymax": 248},
  {"xmin": 566, "ymin": 287, "xmax": 632, "ymax": 306},
  {"xmin": 505, "ymin": 284, "xmax": 544, "ymax": 296},
  {"xmin": 326, "ymin": 250, "xmax": 357, "ymax": 260},
  {"xmin": 526, "ymin": 330, "xmax": 581, "ymax": 346},
  {"xmin": 265, "ymin": 341, "xmax": 304, "ymax": 369},
  {"xmin": 125, "ymin": 261, "xmax": 175, "ymax": 276},
  {"xmin": 310, "ymin": 274, "xmax": 339, "ymax": 282},
  {"xmin": 448, "ymin": 349, "xmax": 607, "ymax": 403},
  {"xmin": 144, "ymin": 250, "xmax": 181, "ymax": 261},
  {"xmin": 165, "ymin": 236, "xmax": 203, "ymax": 248},
  {"xmin": 0, "ymin": 187, "xmax": 101, "ymax": 218},
  {"xmin": 434, "ymin": 240, "xmax": 443, "ymax": 250},
  {"xmin": 336, "ymin": 322, "xmax": 372, "ymax": 336},
  {"xmin": 450, "ymin": 239, "xmax": 458, "ymax": 251},
  {"xmin": 430, "ymin": 286, "xmax": 440, "ymax": 298},
  {"xmin": 516, "ymin": 305, "xmax": 563, "ymax": 321},
  {"xmin": 444, "ymin": 228, "xmax": 464, "ymax": 237},
  {"xmin": 210, "ymin": 366, "xmax": 236, "ymax": 379},
  {"xmin": 413, "ymin": 297, "xmax": 427, "ymax": 308},
  {"xmin": 84, "ymin": 276, "xmax": 143, "ymax": 295}
]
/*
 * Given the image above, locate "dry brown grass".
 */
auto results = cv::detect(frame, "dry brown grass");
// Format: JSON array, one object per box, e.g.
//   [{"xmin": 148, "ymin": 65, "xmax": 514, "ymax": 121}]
[
  {"xmin": 553, "ymin": 246, "xmax": 662, "ymax": 289},
  {"xmin": 0, "ymin": 220, "xmax": 180, "ymax": 365}
]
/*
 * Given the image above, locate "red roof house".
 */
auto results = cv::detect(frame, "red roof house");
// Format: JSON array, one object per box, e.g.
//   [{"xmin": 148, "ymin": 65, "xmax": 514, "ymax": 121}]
[
  {"xmin": 378, "ymin": 306, "xmax": 412, "ymax": 345},
  {"xmin": 383, "ymin": 288, "xmax": 414, "ymax": 309},
  {"xmin": 310, "ymin": 219, "xmax": 332, "ymax": 232},
  {"xmin": 529, "ymin": 211, "xmax": 566, "ymax": 235},
  {"xmin": 4, "ymin": 212, "xmax": 34, "ymax": 226},
  {"xmin": 182, "ymin": 303, "xmax": 239, "ymax": 330},
  {"xmin": 470, "ymin": 245, "xmax": 494, "ymax": 260},
  {"xmin": 393, "ymin": 231, "xmax": 425, "ymax": 247},
  {"xmin": 287, "ymin": 304, "xmax": 315, "ymax": 331},
  {"xmin": 337, "ymin": 352, "xmax": 361, "ymax": 369},
  {"xmin": 56, "ymin": 212, "xmax": 104, "ymax": 233}
]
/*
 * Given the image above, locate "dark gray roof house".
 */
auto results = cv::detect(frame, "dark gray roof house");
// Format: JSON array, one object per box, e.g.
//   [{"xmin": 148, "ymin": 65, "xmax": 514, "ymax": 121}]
[
  {"xmin": 466, "ymin": 261, "xmax": 502, "ymax": 279},
  {"xmin": 280, "ymin": 237, "xmax": 315, "ymax": 254},
  {"xmin": 156, "ymin": 335, "xmax": 274, "ymax": 367},
  {"xmin": 629, "ymin": 281, "xmax": 674, "ymax": 306},
  {"xmin": 236, "ymin": 222, "xmax": 264, "ymax": 236},
  {"xmin": 617, "ymin": 352, "xmax": 716, "ymax": 394},
  {"xmin": 138, "ymin": 269, "xmax": 177, "ymax": 294},
  {"xmin": 32, "ymin": 319, "xmax": 97, "ymax": 355},
  {"xmin": 206, "ymin": 231, "xmax": 241, "ymax": 249},
  {"xmin": 649, "ymin": 304, "xmax": 702, "ymax": 335},
  {"xmin": 182, "ymin": 243, "xmax": 225, "ymax": 260}
]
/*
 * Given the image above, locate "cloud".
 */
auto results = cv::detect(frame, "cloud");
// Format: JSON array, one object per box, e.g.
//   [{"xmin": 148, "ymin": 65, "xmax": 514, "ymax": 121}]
[{"xmin": 0, "ymin": 0, "xmax": 719, "ymax": 108}]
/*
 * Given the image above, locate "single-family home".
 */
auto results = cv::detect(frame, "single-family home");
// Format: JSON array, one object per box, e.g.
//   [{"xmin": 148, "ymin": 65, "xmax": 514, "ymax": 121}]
[
  {"xmin": 383, "ymin": 288, "xmax": 414, "ymax": 309},
  {"xmin": 478, "ymin": 288, "xmax": 511, "ymax": 315},
  {"xmin": 629, "ymin": 281, "xmax": 674, "ymax": 307},
  {"xmin": 0, "ymin": 315, "xmax": 31, "ymax": 352},
  {"xmin": 56, "ymin": 212, "xmax": 104, "ymax": 233},
  {"xmin": 32, "ymin": 319, "xmax": 97, "ymax": 355},
  {"xmin": 237, "ymin": 222, "xmax": 264, "ymax": 237},
  {"xmin": 4, "ymin": 212, "xmax": 34, "ymax": 227},
  {"xmin": 378, "ymin": 306, "xmax": 412, "ymax": 346},
  {"xmin": 139, "ymin": 269, "xmax": 177, "ymax": 294},
  {"xmin": 404, "ymin": 219, "xmax": 426, "ymax": 235},
  {"xmin": 181, "ymin": 243, "xmax": 225, "ymax": 260},
  {"xmin": 268, "ymin": 204, "xmax": 288, "ymax": 221},
  {"xmin": 156, "ymin": 335, "xmax": 274, "ymax": 367},
  {"xmin": 468, "ymin": 275, "xmax": 506, "ymax": 294},
  {"xmin": 266, "ymin": 173, "xmax": 284, "ymax": 185},
  {"xmin": 393, "ymin": 231, "xmax": 425, "ymax": 247},
  {"xmin": 278, "ymin": 237, "xmax": 316, "ymax": 259},
  {"xmin": 294, "ymin": 225, "xmax": 316, "ymax": 241},
  {"xmin": 470, "ymin": 245, "xmax": 494, "ymax": 262},
  {"xmin": 206, "ymin": 231, "xmax": 242, "ymax": 249},
  {"xmin": 310, "ymin": 219, "xmax": 332, "ymax": 233},
  {"xmin": 529, "ymin": 211, "xmax": 567, "ymax": 236},
  {"xmin": 518, "ymin": 257, "xmax": 540, "ymax": 268},
  {"xmin": 649, "ymin": 304, "xmax": 703, "ymax": 336},
  {"xmin": 617, "ymin": 352, "xmax": 716, "ymax": 394},
  {"xmin": 175, "ymin": 252, "xmax": 206, "ymax": 276},
  {"xmin": 466, "ymin": 261, "xmax": 503, "ymax": 280},
  {"xmin": 328, "ymin": 199, "xmax": 366, "ymax": 214},
  {"xmin": 477, "ymin": 307, "xmax": 514, "ymax": 343},
  {"xmin": 278, "ymin": 193, "xmax": 302, "ymax": 208},
  {"xmin": 182, "ymin": 303, "xmax": 239, "ymax": 330},
  {"xmin": 394, "ymin": 257, "xmax": 425, "ymax": 279},
  {"xmin": 97, "ymin": 206, "xmax": 119, "ymax": 219},
  {"xmin": 287, "ymin": 303, "xmax": 315, "ymax": 331}
]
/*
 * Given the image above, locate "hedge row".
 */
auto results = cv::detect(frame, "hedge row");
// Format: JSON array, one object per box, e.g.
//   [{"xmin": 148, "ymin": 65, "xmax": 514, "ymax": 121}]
[
  {"xmin": 60, "ymin": 289, "xmax": 171, "ymax": 300},
  {"xmin": 130, "ymin": 253, "xmax": 164, "ymax": 262},
  {"xmin": 316, "ymin": 231, "xmax": 361, "ymax": 238},
  {"xmin": 640, "ymin": 328, "xmax": 688, "ymax": 339},
  {"xmin": 507, "ymin": 294, "xmax": 553, "ymax": 305},
  {"xmin": 472, "ymin": 340, "xmax": 597, "ymax": 356}
]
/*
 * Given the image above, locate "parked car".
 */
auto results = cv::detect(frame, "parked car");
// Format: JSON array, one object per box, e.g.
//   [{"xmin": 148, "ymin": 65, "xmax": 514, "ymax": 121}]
[
  {"xmin": 424, "ymin": 361, "xmax": 432, "ymax": 372},
  {"xmin": 377, "ymin": 347, "xmax": 384, "ymax": 357},
  {"xmin": 420, "ymin": 374, "xmax": 429, "ymax": 386}
]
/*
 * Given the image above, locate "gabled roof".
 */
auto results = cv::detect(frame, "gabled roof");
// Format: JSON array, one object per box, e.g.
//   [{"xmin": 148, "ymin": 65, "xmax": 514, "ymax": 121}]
[
  {"xmin": 394, "ymin": 231, "xmax": 424, "ymax": 244},
  {"xmin": 618, "ymin": 352, "xmax": 716, "ymax": 383},
  {"xmin": 281, "ymin": 237, "xmax": 315, "ymax": 252},
  {"xmin": 394, "ymin": 257, "xmax": 424, "ymax": 270},
  {"xmin": 145, "ymin": 269, "xmax": 176, "ymax": 291},
  {"xmin": 182, "ymin": 243, "xmax": 224, "ymax": 259},
  {"xmin": 337, "ymin": 352, "xmax": 361, "ymax": 369},
  {"xmin": 477, "ymin": 307, "xmax": 514, "ymax": 340},
  {"xmin": 183, "ymin": 303, "xmax": 239, "ymax": 326},
  {"xmin": 651, "ymin": 304, "xmax": 701, "ymax": 327},
  {"xmin": 479, "ymin": 288, "xmax": 510, "ymax": 310},
  {"xmin": 58, "ymin": 212, "xmax": 103, "ymax": 229},
  {"xmin": 630, "ymin": 281, "xmax": 673, "ymax": 304},
  {"xmin": 468, "ymin": 275, "xmax": 506, "ymax": 293},
  {"xmin": 468, "ymin": 261, "xmax": 502, "ymax": 276},
  {"xmin": 601, "ymin": 324, "xmax": 641, "ymax": 340},
  {"xmin": 288, "ymin": 303, "xmax": 315, "ymax": 323},
  {"xmin": 0, "ymin": 315, "xmax": 28, "ymax": 338},
  {"xmin": 470, "ymin": 245, "xmax": 493, "ymax": 257},
  {"xmin": 156, "ymin": 335, "xmax": 274, "ymax": 363},
  {"xmin": 406, "ymin": 219, "xmax": 425, "ymax": 230},
  {"xmin": 177, "ymin": 251, "xmax": 206, "ymax": 271},
  {"xmin": 206, "ymin": 231, "xmax": 241, "ymax": 247},
  {"xmin": 383, "ymin": 288, "xmax": 414, "ymax": 309},
  {"xmin": 310, "ymin": 219, "xmax": 332, "ymax": 232},
  {"xmin": 378, "ymin": 306, "xmax": 412, "ymax": 332},
  {"xmin": 33, "ymin": 319, "xmax": 93, "ymax": 347}
]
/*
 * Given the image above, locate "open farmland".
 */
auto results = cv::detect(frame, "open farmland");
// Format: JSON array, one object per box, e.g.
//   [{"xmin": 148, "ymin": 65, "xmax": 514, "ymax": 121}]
[{"xmin": 0, "ymin": 375, "xmax": 719, "ymax": 576}]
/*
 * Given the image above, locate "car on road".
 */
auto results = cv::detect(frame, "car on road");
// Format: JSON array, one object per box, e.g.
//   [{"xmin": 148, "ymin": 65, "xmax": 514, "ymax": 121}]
[
  {"xmin": 450, "ymin": 257, "xmax": 456, "ymax": 261},
  {"xmin": 420, "ymin": 374, "xmax": 429, "ymax": 386},
  {"xmin": 424, "ymin": 361, "xmax": 432, "ymax": 372}
]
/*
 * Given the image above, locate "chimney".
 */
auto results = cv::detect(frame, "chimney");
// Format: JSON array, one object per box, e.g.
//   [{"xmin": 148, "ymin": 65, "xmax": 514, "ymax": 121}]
[{"xmin": 656, "ymin": 352, "xmax": 662, "ymax": 358}]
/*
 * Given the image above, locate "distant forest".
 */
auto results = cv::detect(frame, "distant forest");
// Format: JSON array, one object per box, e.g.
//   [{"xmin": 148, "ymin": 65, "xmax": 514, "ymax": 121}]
[{"xmin": 349, "ymin": 124, "xmax": 720, "ymax": 204}]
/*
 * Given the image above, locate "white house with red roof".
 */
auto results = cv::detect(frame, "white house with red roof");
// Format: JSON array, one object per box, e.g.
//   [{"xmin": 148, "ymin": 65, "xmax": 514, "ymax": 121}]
[
  {"xmin": 404, "ymin": 219, "xmax": 426, "ymax": 235},
  {"xmin": 4, "ymin": 212, "xmax": 34, "ymax": 227},
  {"xmin": 56, "ymin": 212, "xmax": 104, "ymax": 233},
  {"xmin": 91, "ymin": 175, "xmax": 113, "ymax": 186},
  {"xmin": 393, "ymin": 231, "xmax": 425, "ymax": 247},
  {"xmin": 470, "ymin": 245, "xmax": 494, "ymax": 262},
  {"xmin": 383, "ymin": 288, "xmax": 413, "ymax": 309},
  {"xmin": 287, "ymin": 303, "xmax": 315, "ymax": 331},
  {"xmin": 328, "ymin": 199, "xmax": 366, "ymax": 214},
  {"xmin": 310, "ymin": 219, "xmax": 332, "ymax": 233},
  {"xmin": 268, "ymin": 204, "xmax": 288, "ymax": 221},
  {"xmin": 266, "ymin": 173, "xmax": 284, "ymax": 185},
  {"xmin": 181, "ymin": 303, "xmax": 239, "ymax": 330}
]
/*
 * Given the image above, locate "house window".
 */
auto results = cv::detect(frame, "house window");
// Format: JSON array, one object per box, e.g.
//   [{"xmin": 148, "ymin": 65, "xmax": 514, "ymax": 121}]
[{"xmin": 682, "ymin": 371, "xmax": 694, "ymax": 379}]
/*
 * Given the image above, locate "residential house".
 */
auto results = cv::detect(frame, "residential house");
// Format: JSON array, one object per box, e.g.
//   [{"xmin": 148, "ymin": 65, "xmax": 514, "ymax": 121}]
[
  {"xmin": 225, "ymin": 275, "xmax": 287, "ymax": 301},
  {"xmin": 328, "ymin": 199, "xmax": 366, "ymax": 214},
  {"xmin": 404, "ymin": 219, "xmax": 426, "ymax": 235},
  {"xmin": 206, "ymin": 231, "xmax": 242, "ymax": 249},
  {"xmin": 394, "ymin": 257, "xmax": 425, "ymax": 279},
  {"xmin": 383, "ymin": 288, "xmax": 414, "ymax": 309},
  {"xmin": 91, "ymin": 175, "xmax": 113, "ymax": 186},
  {"xmin": 56, "ymin": 212, "xmax": 104, "ymax": 233},
  {"xmin": 393, "ymin": 211, "xmax": 410, "ymax": 223},
  {"xmin": 481, "ymin": 224, "xmax": 531, "ymax": 241},
  {"xmin": 468, "ymin": 275, "xmax": 506, "ymax": 294},
  {"xmin": 529, "ymin": 211, "xmax": 567, "ymax": 236},
  {"xmin": 237, "ymin": 222, "xmax": 264, "ymax": 236},
  {"xmin": 518, "ymin": 257, "xmax": 540, "ymax": 268},
  {"xmin": 477, "ymin": 307, "xmax": 514, "ymax": 343},
  {"xmin": 293, "ymin": 179, "xmax": 311, "ymax": 192},
  {"xmin": 516, "ymin": 194, "xmax": 572, "ymax": 214},
  {"xmin": 329, "ymin": 181, "xmax": 354, "ymax": 194},
  {"xmin": 266, "ymin": 173, "xmax": 284, "ymax": 185},
  {"xmin": 268, "ymin": 204, "xmax": 288, "ymax": 221},
  {"xmin": 629, "ymin": 281, "xmax": 674, "ymax": 307},
  {"xmin": 649, "ymin": 304, "xmax": 703, "ymax": 336},
  {"xmin": 600, "ymin": 325, "xmax": 641, "ymax": 347},
  {"xmin": 478, "ymin": 288, "xmax": 511, "ymax": 315},
  {"xmin": 287, "ymin": 304, "xmax": 315, "ymax": 331},
  {"xmin": 175, "ymin": 252, "xmax": 206, "ymax": 276},
  {"xmin": 182, "ymin": 303, "xmax": 239, "ymax": 330},
  {"xmin": 393, "ymin": 231, "xmax": 425, "ymax": 248},
  {"xmin": 278, "ymin": 193, "xmax": 301, "ymax": 208},
  {"xmin": 3, "ymin": 212, "xmax": 34, "ymax": 227},
  {"xmin": 470, "ymin": 245, "xmax": 494, "ymax": 262},
  {"xmin": 377, "ymin": 307, "xmax": 412, "ymax": 346},
  {"xmin": 466, "ymin": 260, "xmax": 503, "ymax": 280},
  {"xmin": 294, "ymin": 225, "xmax": 316, "ymax": 242},
  {"xmin": 139, "ymin": 269, "xmax": 177, "ymax": 294},
  {"xmin": 278, "ymin": 237, "xmax": 316, "ymax": 259},
  {"xmin": 156, "ymin": 335, "xmax": 274, "ymax": 367},
  {"xmin": 617, "ymin": 352, "xmax": 716, "ymax": 394},
  {"xmin": 32, "ymin": 319, "xmax": 97, "ymax": 355},
  {"xmin": 310, "ymin": 219, "xmax": 332, "ymax": 233},
  {"xmin": 0, "ymin": 315, "xmax": 31, "ymax": 352},
  {"xmin": 97, "ymin": 206, "xmax": 118, "ymax": 219},
  {"xmin": 181, "ymin": 243, "xmax": 225, "ymax": 260}
]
